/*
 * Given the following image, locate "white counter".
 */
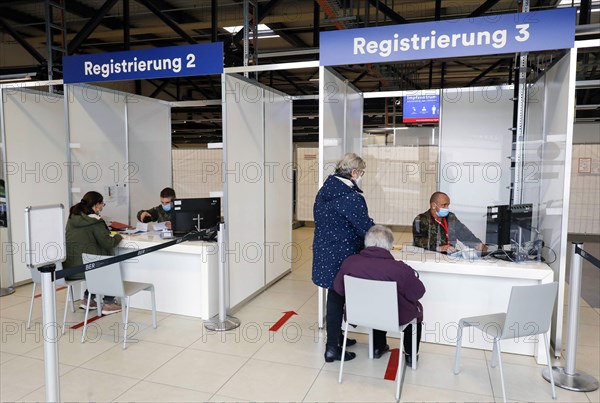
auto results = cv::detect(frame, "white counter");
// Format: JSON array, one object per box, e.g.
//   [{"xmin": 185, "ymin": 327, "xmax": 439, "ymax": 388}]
[
  {"xmin": 390, "ymin": 248, "xmax": 554, "ymax": 364},
  {"xmin": 117, "ymin": 233, "xmax": 219, "ymax": 319}
]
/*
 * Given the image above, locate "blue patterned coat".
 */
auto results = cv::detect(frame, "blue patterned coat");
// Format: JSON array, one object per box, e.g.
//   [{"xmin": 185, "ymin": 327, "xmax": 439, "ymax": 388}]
[{"xmin": 312, "ymin": 175, "xmax": 374, "ymax": 289}]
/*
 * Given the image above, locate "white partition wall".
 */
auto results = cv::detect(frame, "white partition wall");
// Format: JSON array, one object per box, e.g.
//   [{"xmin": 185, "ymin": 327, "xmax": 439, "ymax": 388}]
[
  {"xmin": 523, "ymin": 50, "xmax": 576, "ymax": 353},
  {"xmin": 224, "ymin": 74, "xmax": 292, "ymax": 307},
  {"xmin": 2, "ymin": 89, "xmax": 69, "ymax": 283},
  {"xmin": 439, "ymin": 86, "xmax": 514, "ymax": 240},
  {"xmin": 127, "ymin": 95, "xmax": 172, "ymax": 224},
  {"xmin": 264, "ymin": 89, "xmax": 293, "ymax": 283},
  {"xmin": 67, "ymin": 84, "xmax": 129, "ymax": 223}
]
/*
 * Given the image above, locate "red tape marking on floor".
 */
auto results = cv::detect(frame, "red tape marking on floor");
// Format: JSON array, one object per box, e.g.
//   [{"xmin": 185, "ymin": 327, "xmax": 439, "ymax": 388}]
[
  {"xmin": 384, "ymin": 348, "xmax": 400, "ymax": 381},
  {"xmin": 70, "ymin": 315, "xmax": 102, "ymax": 330},
  {"xmin": 34, "ymin": 286, "xmax": 68, "ymax": 299},
  {"xmin": 269, "ymin": 311, "xmax": 297, "ymax": 332}
]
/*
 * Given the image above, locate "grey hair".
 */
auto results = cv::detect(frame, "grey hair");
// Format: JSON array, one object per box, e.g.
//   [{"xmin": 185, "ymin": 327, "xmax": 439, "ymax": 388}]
[
  {"xmin": 335, "ymin": 153, "xmax": 366, "ymax": 177},
  {"xmin": 364, "ymin": 225, "xmax": 394, "ymax": 250}
]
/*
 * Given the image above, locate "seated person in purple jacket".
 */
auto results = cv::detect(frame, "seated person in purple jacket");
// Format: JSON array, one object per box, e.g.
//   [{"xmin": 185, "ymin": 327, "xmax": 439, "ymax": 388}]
[{"xmin": 334, "ymin": 225, "xmax": 426, "ymax": 365}]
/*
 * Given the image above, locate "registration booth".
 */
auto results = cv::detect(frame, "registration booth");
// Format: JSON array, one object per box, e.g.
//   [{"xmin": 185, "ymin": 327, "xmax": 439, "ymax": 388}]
[{"xmin": 315, "ymin": 8, "xmax": 577, "ymax": 363}]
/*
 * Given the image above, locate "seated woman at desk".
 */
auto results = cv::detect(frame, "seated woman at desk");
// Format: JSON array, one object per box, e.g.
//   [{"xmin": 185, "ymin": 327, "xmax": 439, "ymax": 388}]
[
  {"xmin": 137, "ymin": 187, "xmax": 176, "ymax": 228},
  {"xmin": 412, "ymin": 191, "xmax": 486, "ymax": 253},
  {"xmin": 64, "ymin": 191, "xmax": 123, "ymax": 315}
]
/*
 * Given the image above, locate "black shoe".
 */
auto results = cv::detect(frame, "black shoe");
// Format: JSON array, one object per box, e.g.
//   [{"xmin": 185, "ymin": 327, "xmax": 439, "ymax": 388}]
[
  {"xmin": 405, "ymin": 354, "xmax": 418, "ymax": 366},
  {"xmin": 324, "ymin": 346, "xmax": 357, "ymax": 363},
  {"xmin": 373, "ymin": 344, "xmax": 390, "ymax": 359},
  {"xmin": 339, "ymin": 337, "xmax": 356, "ymax": 348}
]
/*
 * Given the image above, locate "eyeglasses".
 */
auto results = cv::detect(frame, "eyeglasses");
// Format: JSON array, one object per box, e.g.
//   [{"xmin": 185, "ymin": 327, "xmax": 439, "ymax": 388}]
[{"xmin": 357, "ymin": 169, "xmax": 366, "ymax": 177}]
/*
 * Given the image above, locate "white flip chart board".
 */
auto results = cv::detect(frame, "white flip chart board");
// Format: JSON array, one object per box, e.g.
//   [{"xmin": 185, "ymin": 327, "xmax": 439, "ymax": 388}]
[{"xmin": 24, "ymin": 204, "xmax": 66, "ymax": 268}]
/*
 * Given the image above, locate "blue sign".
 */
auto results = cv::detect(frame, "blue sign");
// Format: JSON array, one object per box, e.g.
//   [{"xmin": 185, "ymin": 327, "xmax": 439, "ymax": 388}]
[
  {"xmin": 320, "ymin": 8, "xmax": 576, "ymax": 66},
  {"xmin": 403, "ymin": 94, "xmax": 440, "ymax": 123},
  {"xmin": 63, "ymin": 43, "xmax": 223, "ymax": 83}
]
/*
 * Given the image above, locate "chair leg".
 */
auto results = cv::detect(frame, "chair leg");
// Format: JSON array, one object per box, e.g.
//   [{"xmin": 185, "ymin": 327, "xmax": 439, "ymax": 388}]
[
  {"xmin": 27, "ymin": 283, "xmax": 37, "ymax": 330},
  {"xmin": 543, "ymin": 333, "xmax": 557, "ymax": 400},
  {"xmin": 396, "ymin": 331, "xmax": 405, "ymax": 402},
  {"xmin": 150, "ymin": 286, "xmax": 157, "ymax": 328},
  {"xmin": 81, "ymin": 293, "xmax": 92, "ymax": 343},
  {"xmin": 62, "ymin": 285, "xmax": 70, "ymax": 336},
  {"xmin": 411, "ymin": 320, "xmax": 417, "ymax": 370},
  {"xmin": 123, "ymin": 296, "xmax": 130, "ymax": 349},
  {"xmin": 495, "ymin": 339, "xmax": 507, "ymax": 403},
  {"xmin": 491, "ymin": 338, "xmax": 499, "ymax": 368},
  {"xmin": 454, "ymin": 320, "xmax": 465, "ymax": 375},
  {"xmin": 338, "ymin": 321, "xmax": 350, "ymax": 384},
  {"xmin": 69, "ymin": 285, "xmax": 76, "ymax": 312},
  {"xmin": 368, "ymin": 328, "xmax": 374, "ymax": 360}
]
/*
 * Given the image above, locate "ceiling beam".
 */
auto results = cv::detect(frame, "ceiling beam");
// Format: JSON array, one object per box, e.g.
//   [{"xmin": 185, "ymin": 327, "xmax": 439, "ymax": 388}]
[
  {"xmin": 468, "ymin": 0, "xmax": 501, "ymax": 18},
  {"xmin": 367, "ymin": 0, "xmax": 407, "ymax": 24},
  {"xmin": 0, "ymin": 7, "xmax": 46, "ymax": 32},
  {"xmin": 233, "ymin": 0, "xmax": 285, "ymax": 44},
  {"xmin": 67, "ymin": 0, "xmax": 120, "ymax": 54},
  {"xmin": 66, "ymin": 0, "xmax": 124, "ymax": 31},
  {"xmin": 135, "ymin": 0, "xmax": 197, "ymax": 44},
  {"xmin": 268, "ymin": 22, "xmax": 309, "ymax": 48},
  {"xmin": 467, "ymin": 58, "xmax": 505, "ymax": 86},
  {"xmin": 0, "ymin": 17, "xmax": 45, "ymax": 63}
]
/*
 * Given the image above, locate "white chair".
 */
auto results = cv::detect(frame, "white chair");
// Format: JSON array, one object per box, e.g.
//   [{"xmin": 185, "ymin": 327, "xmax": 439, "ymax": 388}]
[
  {"xmin": 27, "ymin": 263, "xmax": 85, "ymax": 336},
  {"xmin": 81, "ymin": 253, "xmax": 157, "ymax": 349},
  {"xmin": 453, "ymin": 282, "xmax": 559, "ymax": 403},
  {"xmin": 339, "ymin": 275, "xmax": 418, "ymax": 402}
]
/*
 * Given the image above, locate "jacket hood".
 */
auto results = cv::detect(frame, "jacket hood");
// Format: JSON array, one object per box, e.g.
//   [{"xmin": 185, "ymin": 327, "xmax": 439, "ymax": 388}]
[
  {"xmin": 317, "ymin": 175, "xmax": 361, "ymax": 203},
  {"xmin": 69, "ymin": 213, "xmax": 103, "ymax": 228}
]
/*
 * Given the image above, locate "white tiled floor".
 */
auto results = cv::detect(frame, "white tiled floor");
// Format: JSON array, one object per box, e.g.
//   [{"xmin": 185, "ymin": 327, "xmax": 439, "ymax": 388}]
[{"xmin": 1, "ymin": 226, "xmax": 599, "ymax": 402}]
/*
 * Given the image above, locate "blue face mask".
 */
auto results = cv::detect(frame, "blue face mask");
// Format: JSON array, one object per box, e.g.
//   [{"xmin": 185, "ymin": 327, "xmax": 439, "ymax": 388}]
[
  {"xmin": 437, "ymin": 208, "xmax": 449, "ymax": 218},
  {"xmin": 162, "ymin": 203, "xmax": 172, "ymax": 212}
]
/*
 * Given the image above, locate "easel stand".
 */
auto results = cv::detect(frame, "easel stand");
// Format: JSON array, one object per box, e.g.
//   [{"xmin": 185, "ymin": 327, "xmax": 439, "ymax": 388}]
[
  {"xmin": 204, "ymin": 223, "xmax": 240, "ymax": 331},
  {"xmin": 39, "ymin": 263, "xmax": 61, "ymax": 402},
  {"xmin": 542, "ymin": 243, "xmax": 599, "ymax": 392}
]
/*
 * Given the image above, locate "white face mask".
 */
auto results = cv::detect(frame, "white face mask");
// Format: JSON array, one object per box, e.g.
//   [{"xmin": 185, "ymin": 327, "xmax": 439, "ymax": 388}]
[{"xmin": 355, "ymin": 176, "xmax": 363, "ymax": 188}]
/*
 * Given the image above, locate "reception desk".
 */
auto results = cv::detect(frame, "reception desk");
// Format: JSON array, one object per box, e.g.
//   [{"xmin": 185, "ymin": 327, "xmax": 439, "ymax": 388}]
[
  {"xmin": 116, "ymin": 233, "xmax": 219, "ymax": 319},
  {"xmin": 389, "ymin": 248, "xmax": 554, "ymax": 364}
]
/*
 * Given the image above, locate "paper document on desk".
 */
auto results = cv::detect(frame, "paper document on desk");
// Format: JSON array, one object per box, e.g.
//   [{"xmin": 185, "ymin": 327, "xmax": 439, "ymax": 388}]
[
  {"xmin": 153, "ymin": 222, "xmax": 168, "ymax": 231},
  {"xmin": 135, "ymin": 221, "xmax": 148, "ymax": 232}
]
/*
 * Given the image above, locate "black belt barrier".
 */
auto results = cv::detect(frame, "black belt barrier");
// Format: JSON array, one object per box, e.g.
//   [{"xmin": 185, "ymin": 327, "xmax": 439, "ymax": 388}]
[{"xmin": 53, "ymin": 226, "xmax": 218, "ymax": 281}]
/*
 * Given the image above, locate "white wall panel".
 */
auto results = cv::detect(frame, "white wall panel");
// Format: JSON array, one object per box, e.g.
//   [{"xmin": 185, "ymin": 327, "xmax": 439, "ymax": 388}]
[
  {"xmin": 439, "ymin": 86, "xmax": 513, "ymax": 241},
  {"xmin": 127, "ymin": 96, "xmax": 171, "ymax": 224},
  {"xmin": 320, "ymin": 67, "xmax": 346, "ymax": 182},
  {"xmin": 345, "ymin": 85, "xmax": 363, "ymax": 155},
  {"xmin": 264, "ymin": 89, "xmax": 292, "ymax": 283},
  {"xmin": 172, "ymin": 148, "xmax": 223, "ymax": 198},
  {"xmin": 224, "ymin": 74, "xmax": 265, "ymax": 307},
  {"xmin": 68, "ymin": 84, "xmax": 128, "ymax": 223},
  {"xmin": 3, "ymin": 89, "xmax": 69, "ymax": 283}
]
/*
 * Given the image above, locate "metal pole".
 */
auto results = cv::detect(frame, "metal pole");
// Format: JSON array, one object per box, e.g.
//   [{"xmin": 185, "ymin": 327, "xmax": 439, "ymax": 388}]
[
  {"xmin": 203, "ymin": 223, "xmax": 240, "ymax": 331},
  {"xmin": 40, "ymin": 265, "xmax": 61, "ymax": 402},
  {"xmin": 542, "ymin": 243, "xmax": 599, "ymax": 392},
  {"xmin": 0, "ymin": 87, "xmax": 15, "ymax": 297}
]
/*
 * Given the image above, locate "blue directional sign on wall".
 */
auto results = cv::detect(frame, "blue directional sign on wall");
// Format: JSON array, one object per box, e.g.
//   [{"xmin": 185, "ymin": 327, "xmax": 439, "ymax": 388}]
[
  {"xmin": 320, "ymin": 8, "xmax": 576, "ymax": 66},
  {"xmin": 63, "ymin": 42, "xmax": 223, "ymax": 84}
]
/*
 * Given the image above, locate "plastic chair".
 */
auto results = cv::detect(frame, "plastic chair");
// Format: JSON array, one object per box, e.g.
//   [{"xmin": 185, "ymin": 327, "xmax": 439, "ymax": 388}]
[
  {"xmin": 81, "ymin": 253, "xmax": 157, "ymax": 349},
  {"xmin": 339, "ymin": 275, "xmax": 418, "ymax": 402},
  {"xmin": 27, "ymin": 263, "xmax": 85, "ymax": 336},
  {"xmin": 453, "ymin": 282, "xmax": 559, "ymax": 403}
]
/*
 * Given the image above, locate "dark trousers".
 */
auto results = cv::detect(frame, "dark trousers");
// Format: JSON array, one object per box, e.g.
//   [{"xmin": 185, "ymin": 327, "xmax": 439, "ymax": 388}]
[
  {"xmin": 326, "ymin": 288, "xmax": 345, "ymax": 348},
  {"xmin": 373, "ymin": 322, "xmax": 422, "ymax": 355}
]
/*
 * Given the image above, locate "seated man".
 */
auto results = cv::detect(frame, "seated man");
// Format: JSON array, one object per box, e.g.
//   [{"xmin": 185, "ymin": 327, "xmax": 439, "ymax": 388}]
[
  {"xmin": 334, "ymin": 225, "xmax": 425, "ymax": 364},
  {"xmin": 137, "ymin": 187, "xmax": 176, "ymax": 228},
  {"xmin": 413, "ymin": 191, "xmax": 486, "ymax": 253}
]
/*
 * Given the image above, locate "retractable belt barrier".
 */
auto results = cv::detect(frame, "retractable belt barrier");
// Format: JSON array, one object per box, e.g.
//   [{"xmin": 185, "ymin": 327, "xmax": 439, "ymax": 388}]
[{"xmin": 53, "ymin": 227, "xmax": 217, "ymax": 281}]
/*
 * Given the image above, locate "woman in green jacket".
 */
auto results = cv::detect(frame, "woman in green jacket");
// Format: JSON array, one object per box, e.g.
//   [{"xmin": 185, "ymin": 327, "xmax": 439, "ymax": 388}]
[{"xmin": 64, "ymin": 191, "xmax": 123, "ymax": 315}]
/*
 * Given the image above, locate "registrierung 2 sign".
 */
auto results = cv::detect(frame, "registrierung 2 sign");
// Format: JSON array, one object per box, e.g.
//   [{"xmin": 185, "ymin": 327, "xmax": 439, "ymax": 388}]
[
  {"xmin": 320, "ymin": 8, "xmax": 576, "ymax": 66},
  {"xmin": 63, "ymin": 42, "xmax": 223, "ymax": 84}
]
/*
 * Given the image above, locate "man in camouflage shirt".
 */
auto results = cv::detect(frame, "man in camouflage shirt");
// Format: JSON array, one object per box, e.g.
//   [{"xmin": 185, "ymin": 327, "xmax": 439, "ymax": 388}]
[
  {"xmin": 137, "ymin": 187, "xmax": 176, "ymax": 227},
  {"xmin": 412, "ymin": 191, "xmax": 486, "ymax": 253}
]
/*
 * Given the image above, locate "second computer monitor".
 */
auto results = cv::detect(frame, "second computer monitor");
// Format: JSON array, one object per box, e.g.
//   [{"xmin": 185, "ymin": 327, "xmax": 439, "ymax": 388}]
[
  {"xmin": 486, "ymin": 203, "xmax": 533, "ymax": 247},
  {"xmin": 172, "ymin": 198, "xmax": 221, "ymax": 235}
]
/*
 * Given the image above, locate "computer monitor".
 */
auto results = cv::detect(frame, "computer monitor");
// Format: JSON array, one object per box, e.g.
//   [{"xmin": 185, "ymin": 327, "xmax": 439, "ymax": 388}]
[
  {"xmin": 486, "ymin": 203, "xmax": 533, "ymax": 247},
  {"xmin": 172, "ymin": 198, "xmax": 221, "ymax": 235}
]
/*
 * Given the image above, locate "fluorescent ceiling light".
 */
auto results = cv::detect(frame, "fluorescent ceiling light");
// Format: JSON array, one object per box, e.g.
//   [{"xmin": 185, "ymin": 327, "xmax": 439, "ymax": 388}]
[{"xmin": 223, "ymin": 24, "xmax": 279, "ymax": 39}]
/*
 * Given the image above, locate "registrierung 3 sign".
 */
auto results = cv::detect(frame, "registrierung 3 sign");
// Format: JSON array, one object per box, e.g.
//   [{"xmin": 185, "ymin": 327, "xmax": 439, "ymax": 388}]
[
  {"xmin": 320, "ymin": 8, "xmax": 576, "ymax": 66},
  {"xmin": 63, "ymin": 42, "xmax": 223, "ymax": 84}
]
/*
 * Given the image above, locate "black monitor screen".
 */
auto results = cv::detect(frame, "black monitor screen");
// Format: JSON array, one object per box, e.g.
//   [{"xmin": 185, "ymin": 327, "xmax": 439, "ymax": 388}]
[
  {"xmin": 486, "ymin": 203, "xmax": 533, "ymax": 247},
  {"xmin": 172, "ymin": 198, "xmax": 221, "ymax": 235}
]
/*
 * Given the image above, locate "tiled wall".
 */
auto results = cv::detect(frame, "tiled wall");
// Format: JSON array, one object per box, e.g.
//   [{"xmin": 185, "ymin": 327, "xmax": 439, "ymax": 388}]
[
  {"xmin": 295, "ymin": 146, "xmax": 439, "ymax": 226},
  {"xmin": 172, "ymin": 149, "xmax": 223, "ymax": 198},
  {"xmin": 569, "ymin": 144, "xmax": 600, "ymax": 234}
]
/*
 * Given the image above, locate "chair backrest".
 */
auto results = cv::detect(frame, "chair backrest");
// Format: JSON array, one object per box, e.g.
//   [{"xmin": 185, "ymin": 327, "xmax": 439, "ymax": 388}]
[
  {"xmin": 344, "ymin": 275, "xmax": 400, "ymax": 333},
  {"xmin": 81, "ymin": 253, "xmax": 125, "ymax": 297},
  {"xmin": 501, "ymin": 282, "xmax": 558, "ymax": 340}
]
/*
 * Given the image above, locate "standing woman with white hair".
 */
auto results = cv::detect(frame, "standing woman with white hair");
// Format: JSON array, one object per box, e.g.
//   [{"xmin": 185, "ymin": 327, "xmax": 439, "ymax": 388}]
[{"xmin": 312, "ymin": 153, "xmax": 374, "ymax": 363}]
